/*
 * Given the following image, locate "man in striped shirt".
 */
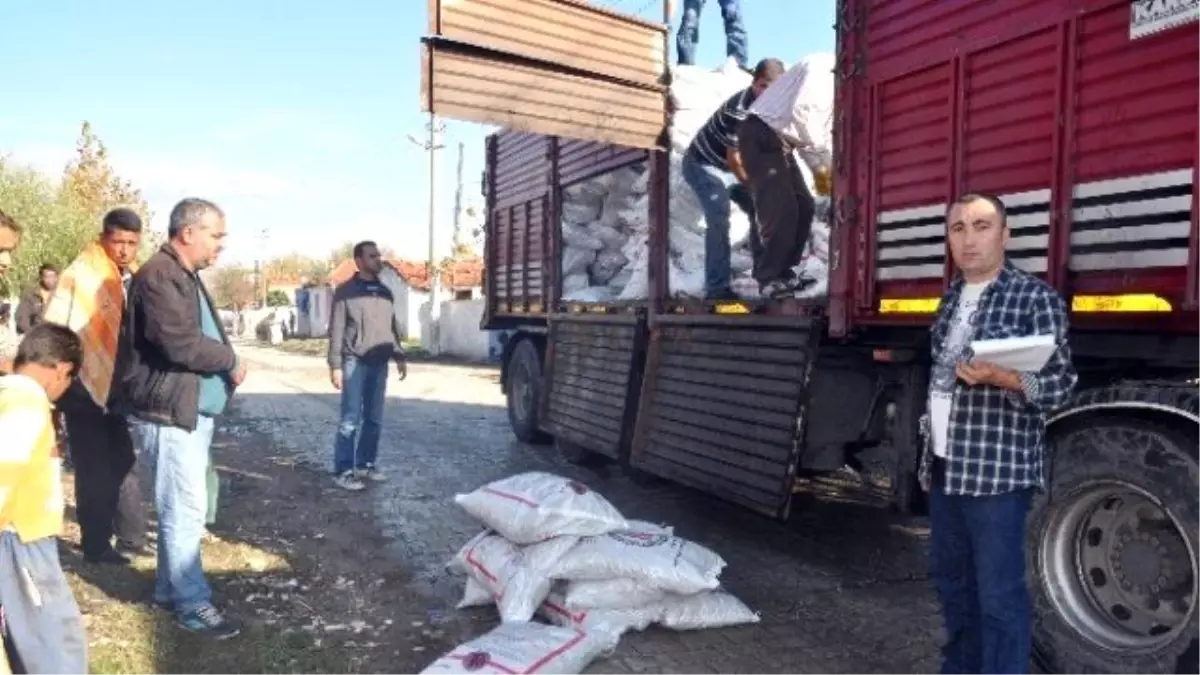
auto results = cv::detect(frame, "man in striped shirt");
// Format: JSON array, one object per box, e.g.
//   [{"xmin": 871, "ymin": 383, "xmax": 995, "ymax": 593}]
[
  {"xmin": 739, "ymin": 57, "xmax": 834, "ymax": 298},
  {"xmin": 681, "ymin": 57, "xmax": 784, "ymax": 299}
]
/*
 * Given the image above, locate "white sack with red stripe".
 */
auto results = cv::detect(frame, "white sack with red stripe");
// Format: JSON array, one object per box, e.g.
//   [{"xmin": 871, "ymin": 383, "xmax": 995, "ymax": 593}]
[
  {"xmin": 550, "ymin": 522, "xmax": 725, "ymax": 595},
  {"xmin": 420, "ymin": 621, "xmax": 618, "ymax": 675},
  {"xmin": 449, "ymin": 531, "xmax": 580, "ymax": 622},
  {"xmin": 454, "ymin": 472, "xmax": 628, "ymax": 544},
  {"xmin": 539, "ymin": 590, "xmax": 662, "ymax": 638}
]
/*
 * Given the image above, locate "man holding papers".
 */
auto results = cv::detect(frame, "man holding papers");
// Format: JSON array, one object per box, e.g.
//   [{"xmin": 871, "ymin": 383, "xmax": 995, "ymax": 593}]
[{"xmin": 919, "ymin": 193, "xmax": 1078, "ymax": 674}]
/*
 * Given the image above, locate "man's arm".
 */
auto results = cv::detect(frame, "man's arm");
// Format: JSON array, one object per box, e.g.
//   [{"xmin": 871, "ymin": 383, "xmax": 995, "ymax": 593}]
[
  {"xmin": 726, "ymin": 145, "xmax": 749, "ymax": 184},
  {"xmin": 139, "ymin": 277, "xmax": 237, "ymax": 375},
  {"xmin": 327, "ymin": 290, "xmax": 348, "ymax": 370},
  {"xmin": 1015, "ymin": 289, "xmax": 1078, "ymax": 413}
]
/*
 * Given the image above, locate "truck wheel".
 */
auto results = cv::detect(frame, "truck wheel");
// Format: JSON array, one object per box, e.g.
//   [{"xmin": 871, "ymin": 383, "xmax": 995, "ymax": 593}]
[
  {"xmin": 1029, "ymin": 417, "xmax": 1198, "ymax": 674},
  {"xmin": 505, "ymin": 339, "xmax": 551, "ymax": 445}
]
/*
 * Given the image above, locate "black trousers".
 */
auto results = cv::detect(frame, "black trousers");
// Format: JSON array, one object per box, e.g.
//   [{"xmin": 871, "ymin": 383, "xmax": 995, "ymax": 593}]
[
  {"xmin": 61, "ymin": 387, "xmax": 144, "ymax": 556},
  {"xmin": 738, "ymin": 114, "xmax": 816, "ymax": 285}
]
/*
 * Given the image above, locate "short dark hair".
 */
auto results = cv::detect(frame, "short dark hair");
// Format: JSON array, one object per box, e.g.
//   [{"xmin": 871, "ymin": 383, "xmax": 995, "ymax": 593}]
[
  {"xmin": 103, "ymin": 208, "xmax": 144, "ymax": 235},
  {"xmin": 167, "ymin": 198, "xmax": 223, "ymax": 239},
  {"xmin": 14, "ymin": 323, "xmax": 83, "ymax": 374},
  {"xmin": 0, "ymin": 209, "xmax": 21, "ymax": 233},
  {"xmin": 352, "ymin": 240, "xmax": 378, "ymax": 259},
  {"xmin": 753, "ymin": 58, "xmax": 786, "ymax": 81},
  {"xmin": 947, "ymin": 192, "xmax": 1008, "ymax": 227},
  {"xmin": 38, "ymin": 264, "xmax": 57, "ymax": 276}
]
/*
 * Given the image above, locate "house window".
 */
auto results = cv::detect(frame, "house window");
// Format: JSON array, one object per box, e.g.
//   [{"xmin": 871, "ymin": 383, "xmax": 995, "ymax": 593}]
[{"xmin": 454, "ymin": 289, "xmax": 473, "ymax": 300}]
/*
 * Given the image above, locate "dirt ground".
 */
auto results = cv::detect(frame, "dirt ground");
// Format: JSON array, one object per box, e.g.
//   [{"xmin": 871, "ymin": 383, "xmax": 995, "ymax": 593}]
[{"xmin": 63, "ymin": 424, "xmax": 472, "ymax": 674}]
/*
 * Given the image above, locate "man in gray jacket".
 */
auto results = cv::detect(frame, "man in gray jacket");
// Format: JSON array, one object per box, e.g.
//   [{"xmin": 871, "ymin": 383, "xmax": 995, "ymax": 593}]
[{"xmin": 327, "ymin": 241, "xmax": 407, "ymax": 491}]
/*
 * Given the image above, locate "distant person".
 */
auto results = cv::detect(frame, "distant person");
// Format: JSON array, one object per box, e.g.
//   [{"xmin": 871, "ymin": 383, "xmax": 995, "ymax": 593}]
[
  {"xmin": 111, "ymin": 198, "xmax": 245, "ymax": 638},
  {"xmin": 0, "ymin": 323, "xmax": 88, "ymax": 673},
  {"xmin": 738, "ymin": 57, "xmax": 833, "ymax": 298},
  {"xmin": 44, "ymin": 208, "xmax": 147, "ymax": 565},
  {"xmin": 327, "ymin": 241, "xmax": 406, "ymax": 491},
  {"xmin": 675, "ymin": 0, "xmax": 748, "ymax": 70},
  {"xmin": 16, "ymin": 263, "xmax": 57, "ymax": 335},
  {"xmin": 681, "ymin": 57, "xmax": 784, "ymax": 299}
]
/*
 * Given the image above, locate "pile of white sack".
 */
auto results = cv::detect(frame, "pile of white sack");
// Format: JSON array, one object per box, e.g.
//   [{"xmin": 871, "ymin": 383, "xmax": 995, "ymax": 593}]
[
  {"xmin": 560, "ymin": 54, "xmax": 835, "ymax": 303},
  {"xmin": 422, "ymin": 472, "xmax": 758, "ymax": 674}
]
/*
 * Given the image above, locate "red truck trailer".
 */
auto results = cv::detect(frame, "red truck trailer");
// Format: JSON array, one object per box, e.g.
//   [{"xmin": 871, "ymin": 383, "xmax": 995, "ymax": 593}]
[{"xmin": 423, "ymin": 0, "xmax": 1199, "ymax": 671}]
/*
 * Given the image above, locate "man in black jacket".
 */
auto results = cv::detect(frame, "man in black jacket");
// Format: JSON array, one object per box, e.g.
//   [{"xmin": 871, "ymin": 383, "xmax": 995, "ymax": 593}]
[
  {"xmin": 112, "ymin": 197, "xmax": 246, "ymax": 639},
  {"xmin": 16, "ymin": 264, "xmax": 57, "ymax": 334}
]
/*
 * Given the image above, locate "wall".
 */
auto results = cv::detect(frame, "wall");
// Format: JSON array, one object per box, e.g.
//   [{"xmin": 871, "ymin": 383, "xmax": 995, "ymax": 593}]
[{"xmin": 436, "ymin": 298, "xmax": 490, "ymax": 361}]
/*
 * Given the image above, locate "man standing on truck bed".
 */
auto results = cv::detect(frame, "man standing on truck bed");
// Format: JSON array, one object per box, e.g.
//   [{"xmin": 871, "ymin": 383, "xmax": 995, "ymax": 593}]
[
  {"xmin": 681, "ymin": 57, "xmax": 783, "ymax": 300},
  {"xmin": 738, "ymin": 57, "xmax": 832, "ymax": 298},
  {"xmin": 327, "ymin": 241, "xmax": 406, "ymax": 492},
  {"xmin": 920, "ymin": 193, "xmax": 1078, "ymax": 674},
  {"xmin": 674, "ymin": 0, "xmax": 747, "ymax": 70}
]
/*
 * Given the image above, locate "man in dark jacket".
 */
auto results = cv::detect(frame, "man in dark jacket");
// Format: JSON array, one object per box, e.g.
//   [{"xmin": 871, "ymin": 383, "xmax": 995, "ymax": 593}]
[
  {"xmin": 327, "ymin": 241, "xmax": 406, "ymax": 491},
  {"xmin": 16, "ymin": 264, "xmax": 57, "ymax": 334},
  {"xmin": 112, "ymin": 197, "xmax": 246, "ymax": 639}
]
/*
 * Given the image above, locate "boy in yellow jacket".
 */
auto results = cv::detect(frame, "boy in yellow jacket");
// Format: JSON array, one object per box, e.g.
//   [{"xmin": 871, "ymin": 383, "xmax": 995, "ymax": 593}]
[{"xmin": 0, "ymin": 323, "xmax": 86, "ymax": 674}]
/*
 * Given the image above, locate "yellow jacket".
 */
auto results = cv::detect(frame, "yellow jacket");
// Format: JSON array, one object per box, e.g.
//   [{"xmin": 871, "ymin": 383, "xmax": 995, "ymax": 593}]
[{"xmin": 0, "ymin": 374, "xmax": 63, "ymax": 543}]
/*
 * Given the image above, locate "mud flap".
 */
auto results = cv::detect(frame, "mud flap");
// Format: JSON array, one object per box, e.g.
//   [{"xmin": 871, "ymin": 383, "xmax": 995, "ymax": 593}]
[
  {"xmin": 539, "ymin": 311, "xmax": 649, "ymax": 461},
  {"xmin": 629, "ymin": 313, "xmax": 823, "ymax": 520}
]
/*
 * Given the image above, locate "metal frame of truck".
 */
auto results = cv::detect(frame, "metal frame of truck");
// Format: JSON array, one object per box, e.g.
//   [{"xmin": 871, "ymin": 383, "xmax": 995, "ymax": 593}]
[{"xmin": 423, "ymin": 0, "xmax": 1199, "ymax": 671}]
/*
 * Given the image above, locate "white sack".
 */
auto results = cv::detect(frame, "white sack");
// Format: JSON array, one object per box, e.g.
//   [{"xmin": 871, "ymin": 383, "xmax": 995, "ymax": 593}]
[
  {"xmin": 589, "ymin": 250, "xmax": 628, "ymax": 285},
  {"xmin": 562, "ymin": 577, "xmax": 668, "ymax": 611},
  {"xmin": 561, "ymin": 246, "xmax": 595, "ymax": 277},
  {"xmin": 551, "ymin": 525, "xmax": 725, "ymax": 595},
  {"xmin": 457, "ymin": 575, "xmax": 493, "ymax": 609},
  {"xmin": 454, "ymin": 472, "xmax": 628, "ymax": 544},
  {"xmin": 420, "ymin": 621, "xmax": 617, "ymax": 675},
  {"xmin": 540, "ymin": 591, "xmax": 660, "ymax": 639},
  {"xmin": 562, "ymin": 200, "xmax": 602, "ymax": 225},
  {"xmin": 449, "ymin": 531, "xmax": 579, "ymax": 622},
  {"xmin": 563, "ymin": 174, "xmax": 612, "ymax": 203},
  {"xmin": 561, "ymin": 273, "xmax": 590, "ymax": 296},
  {"xmin": 562, "ymin": 223, "xmax": 603, "ymax": 251},
  {"xmin": 659, "ymin": 590, "xmax": 761, "ymax": 631},
  {"xmin": 561, "ymin": 285, "xmax": 615, "ymax": 303},
  {"xmin": 591, "ymin": 224, "xmax": 626, "ymax": 251}
]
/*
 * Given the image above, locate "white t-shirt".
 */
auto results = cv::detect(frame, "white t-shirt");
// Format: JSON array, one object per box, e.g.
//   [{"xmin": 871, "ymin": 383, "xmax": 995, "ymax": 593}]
[{"xmin": 929, "ymin": 282, "xmax": 990, "ymax": 458}]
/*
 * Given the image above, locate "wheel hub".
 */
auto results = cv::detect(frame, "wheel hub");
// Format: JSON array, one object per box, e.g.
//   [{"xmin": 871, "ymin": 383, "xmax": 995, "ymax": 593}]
[{"xmin": 1043, "ymin": 483, "xmax": 1196, "ymax": 652}]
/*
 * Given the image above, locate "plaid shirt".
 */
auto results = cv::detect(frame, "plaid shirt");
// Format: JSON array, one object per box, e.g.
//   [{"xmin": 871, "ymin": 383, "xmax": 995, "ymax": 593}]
[{"xmin": 918, "ymin": 262, "xmax": 1078, "ymax": 497}]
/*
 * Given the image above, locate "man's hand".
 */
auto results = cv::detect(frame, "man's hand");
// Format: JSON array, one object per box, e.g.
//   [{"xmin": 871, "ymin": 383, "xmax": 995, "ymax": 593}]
[
  {"xmin": 813, "ymin": 166, "xmax": 832, "ymax": 196},
  {"xmin": 956, "ymin": 360, "xmax": 1023, "ymax": 392},
  {"xmin": 394, "ymin": 353, "xmax": 408, "ymax": 382},
  {"xmin": 230, "ymin": 359, "xmax": 247, "ymax": 387},
  {"xmin": 330, "ymin": 368, "xmax": 343, "ymax": 391}
]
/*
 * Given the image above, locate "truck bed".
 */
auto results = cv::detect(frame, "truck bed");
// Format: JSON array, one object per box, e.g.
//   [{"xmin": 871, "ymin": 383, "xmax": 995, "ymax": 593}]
[{"xmin": 833, "ymin": 0, "xmax": 1198, "ymax": 336}]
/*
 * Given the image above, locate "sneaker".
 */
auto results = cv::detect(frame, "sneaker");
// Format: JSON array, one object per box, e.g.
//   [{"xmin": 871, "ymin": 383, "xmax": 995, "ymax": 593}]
[
  {"xmin": 356, "ymin": 465, "xmax": 387, "ymax": 482},
  {"xmin": 177, "ymin": 604, "xmax": 242, "ymax": 639},
  {"xmin": 334, "ymin": 471, "xmax": 365, "ymax": 491},
  {"xmin": 116, "ymin": 540, "xmax": 154, "ymax": 558},
  {"xmin": 761, "ymin": 278, "xmax": 799, "ymax": 299}
]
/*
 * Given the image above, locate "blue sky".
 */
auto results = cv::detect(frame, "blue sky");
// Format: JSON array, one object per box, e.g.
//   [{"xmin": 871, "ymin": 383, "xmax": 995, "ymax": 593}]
[{"xmin": 0, "ymin": 0, "xmax": 835, "ymax": 266}]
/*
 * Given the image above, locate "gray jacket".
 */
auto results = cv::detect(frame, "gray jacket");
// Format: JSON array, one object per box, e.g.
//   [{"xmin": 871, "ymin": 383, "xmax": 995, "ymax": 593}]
[{"xmin": 327, "ymin": 276, "xmax": 405, "ymax": 369}]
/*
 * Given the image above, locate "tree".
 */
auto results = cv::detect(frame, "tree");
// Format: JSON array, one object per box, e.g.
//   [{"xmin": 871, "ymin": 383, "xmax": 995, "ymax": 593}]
[
  {"xmin": 0, "ymin": 122, "xmax": 154, "ymax": 296},
  {"xmin": 265, "ymin": 289, "xmax": 290, "ymax": 307},
  {"xmin": 265, "ymin": 253, "xmax": 331, "ymax": 285},
  {"xmin": 208, "ymin": 266, "xmax": 256, "ymax": 310}
]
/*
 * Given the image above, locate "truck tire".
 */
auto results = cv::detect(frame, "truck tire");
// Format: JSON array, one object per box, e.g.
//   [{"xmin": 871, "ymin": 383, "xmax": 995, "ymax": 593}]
[
  {"xmin": 505, "ymin": 339, "xmax": 551, "ymax": 445},
  {"xmin": 1029, "ymin": 417, "xmax": 1198, "ymax": 674}
]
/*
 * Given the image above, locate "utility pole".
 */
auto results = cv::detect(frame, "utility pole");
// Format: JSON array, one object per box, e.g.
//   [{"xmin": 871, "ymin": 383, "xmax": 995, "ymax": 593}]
[
  {"xmin": 452, "ymin": 141, "xmax": 465, "ymax": 253},
  {"xmin": 407, "ymin": 114, "xmax": 446, "ymax": 356},
  {"xmin": 258, "ymin": 228, "xmax": 270, "ymax": 308}
]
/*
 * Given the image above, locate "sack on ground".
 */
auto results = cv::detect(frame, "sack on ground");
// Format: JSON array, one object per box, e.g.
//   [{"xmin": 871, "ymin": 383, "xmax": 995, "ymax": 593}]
[
  {"xmin": 562, "ymin": 577, "xmax": 667, "ymax": 611},
  {"xmin": 455, "ymin": 472, "xmax": 628, "ymax": 544},
  {"xmin": 449, "ymin": 531, "xmax": 579, "ymax": 622},
  {"xmin": 456, "ymin": 576, "xmax": 494, "ymax": 609},
  {"xmin": 550, "ymin": 524, "xmax": 724, "ymax": 595},
  {"xmin": 659, "ymin": 590, "xmax": 760, "ymax": 631},
  {"xmin": 540, "ymin": 591, "xmax": 661, "ymax": 638},
  {"xmin": 420, "ymin": 621, "xmax": 617, "ymax": 674}
]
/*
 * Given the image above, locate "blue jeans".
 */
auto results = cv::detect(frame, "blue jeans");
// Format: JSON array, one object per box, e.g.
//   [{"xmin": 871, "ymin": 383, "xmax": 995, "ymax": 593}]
[
  {"xmin": 0, "ymin": 533, "xmax": 88, "ymax": 674},
  {"xmin": 333, "ymin": 357, "xmax": 388, "ymax": 474},
  {"xmin": 929, "ymin": 464, "xmax": 1035, "ymax": 674},
  {"xmin": 676, "ymin": 0, "xmax": 747, "ymax": 68},
  {"xmin": 130, "ymin": 416, "xmax": 215, "ymax": 615},
  {"xmin": 682, "ymin": 149, "xmax": 738, "ymax": 295}
]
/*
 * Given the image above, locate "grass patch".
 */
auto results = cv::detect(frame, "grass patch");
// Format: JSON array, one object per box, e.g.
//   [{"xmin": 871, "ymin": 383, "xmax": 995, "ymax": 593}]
[{"xmin": 273, "ymin": 337, "xmax": 430, "ymax": 360}]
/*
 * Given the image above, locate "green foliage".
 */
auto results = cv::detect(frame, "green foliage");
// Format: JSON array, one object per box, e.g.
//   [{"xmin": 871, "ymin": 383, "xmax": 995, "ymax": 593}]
[
  {"xmin": 208, "ymin": 267, "xmax": 257, "ymax": 310},
  {"xmin": 265, "ymin": 289, "xmax": 290, "ymax": 307},
  {"xmin": 0, "ymin": 122, "xmax": 153, "ymax": 296}
]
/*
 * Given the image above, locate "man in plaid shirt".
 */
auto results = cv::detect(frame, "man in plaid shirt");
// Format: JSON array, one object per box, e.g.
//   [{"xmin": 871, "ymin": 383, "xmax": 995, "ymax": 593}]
[{"xmin": 918, "ymin": 193, "xmax": 1078, "ymax": 674}]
